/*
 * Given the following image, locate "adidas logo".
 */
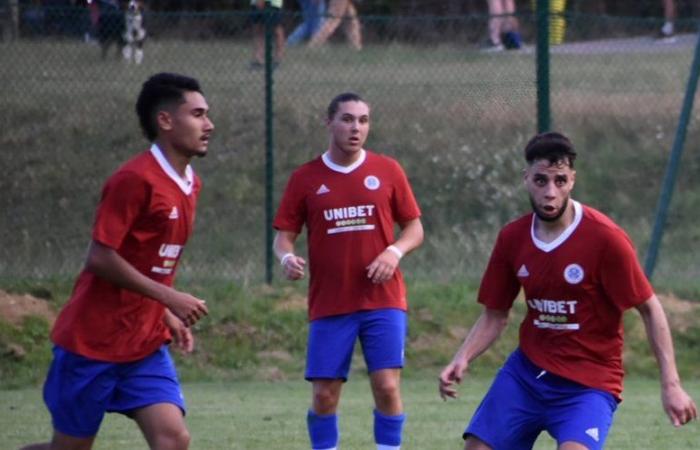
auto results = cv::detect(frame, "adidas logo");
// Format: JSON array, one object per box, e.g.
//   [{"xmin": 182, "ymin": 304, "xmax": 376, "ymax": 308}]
[
  {"xmin": 585, "ymin": 427, "xmax": 599, "ymax": 442},
  {"xmin": 316, "ymin": 184, "xmax": 330, "ymax": 195},
  {"xmin": 517, "ymin": 264, "xmax": 529, "ymax": 277},
  {"xmin": 168, "ymin": 206, "xmax": 179, "ymax": 219}
]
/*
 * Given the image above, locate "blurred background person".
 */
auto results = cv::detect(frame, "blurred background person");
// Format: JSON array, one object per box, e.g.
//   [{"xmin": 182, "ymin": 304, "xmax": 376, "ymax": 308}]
[
  {"xmin": 287, "ymin": 0, "xmax": 325, "ymax": 46},
  {"xmin": 309, "ymin": 0, "xmax": 362, "ymax": 50},
  {"xmin": 484, "ymin": 0, "xmax": 522, "ymax": 52},
  {"xmin": 658, "ymin": 0, "xmax": 677, "ymax": 41},
  {"xmin": 250, "ymin": 0, "xmax": 285, "ymax": 69}
]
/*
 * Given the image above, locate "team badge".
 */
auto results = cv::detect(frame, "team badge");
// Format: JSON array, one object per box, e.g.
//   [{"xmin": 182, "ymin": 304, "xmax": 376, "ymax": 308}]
[
  {"xmin": 564, "ymin": 264, "xmax": 584, "ymax": 284},
  {"xmin": 364, "ymin": 175, "xmax": 380, "ymax": 190}
]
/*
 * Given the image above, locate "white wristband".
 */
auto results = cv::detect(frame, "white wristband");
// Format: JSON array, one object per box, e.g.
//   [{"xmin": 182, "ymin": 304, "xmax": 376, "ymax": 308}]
[
  {"xmin": 280, "ymin": 253, "xmax": 295, "ymax": 266},
  {"xmin": 386, "ymin": 245, "xmax": 403, "ymax": 259}
]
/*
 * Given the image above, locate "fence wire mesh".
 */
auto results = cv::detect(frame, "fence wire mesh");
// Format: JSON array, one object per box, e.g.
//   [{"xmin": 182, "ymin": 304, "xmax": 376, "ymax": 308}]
[{"xmin": 0, "ymin": 4, "xmax": 698, "ymax": 291}]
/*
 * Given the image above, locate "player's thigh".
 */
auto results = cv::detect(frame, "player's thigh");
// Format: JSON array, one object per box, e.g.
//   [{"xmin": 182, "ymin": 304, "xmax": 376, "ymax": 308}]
[
  {"xmin": 306, "ymin": 314, "xmax": 359, "ymax": 380},
  {"xmin": 547, "ymin": 389, "xmax": 617, "ymax": 450},
  {"xmin": 132, "ymin": 403, "xmax": 189, "ymax": 449},
  {"xmin": 464, "ymin": 367, "xmax": 542, "ymax": 450},
  {"xmin": 43, "ymin": 346, "xmax": 116, "ymax": 439},
  {"xmin": 358, "ymin": 308, "xmax": 407, "ymax": 373},
  {"xmin": 109, "ymin": 345, "xmax": 186, "ymax": 416}
]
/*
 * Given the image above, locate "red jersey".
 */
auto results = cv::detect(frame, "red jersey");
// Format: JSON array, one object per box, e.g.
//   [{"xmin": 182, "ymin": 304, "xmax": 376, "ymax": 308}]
[
  {"xmin": 51, "ymin": 145, "xmax": 201, "ymax": 362},
  {"xmin": 478, "ymin": 201, "xmax": 653, "ymax": 399},
  {"xmin": 274, "ymin": 150, "xmax": 421, "ymax": 320}
]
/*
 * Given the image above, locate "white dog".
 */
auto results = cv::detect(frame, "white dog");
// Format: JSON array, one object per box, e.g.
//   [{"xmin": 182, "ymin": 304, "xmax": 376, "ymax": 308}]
[{"xmin": 122, "ymin": 0, "xmax": 146, "ymax": 64}]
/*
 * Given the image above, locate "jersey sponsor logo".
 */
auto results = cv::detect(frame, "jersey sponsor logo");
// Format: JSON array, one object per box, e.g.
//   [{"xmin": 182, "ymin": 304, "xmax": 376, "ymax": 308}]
[
  {"xmin": 168, "ymin": 206, "xmax": 179, "ymax": 219},
  {"xmin": 316, "ymin": 184, "xmax": 330, "ymax": 195},
  {"xmin": 151, "ymin": 266, "xmax": 173, "ymax": 275},
  {"xmin": 564, "ymin": 263, "xmax": 584, "ymax": 284},
  {"xmin": 158, "ymin": 244, "xmax": 183, "ymax": 258},
  {"xmin": 528, "ymin": 298, "xmax": 580, "ymax": 330},
  {"xmin": 517, "ymin": 264, "xmax": 529, "ymax": 277},
  {"xmin": 324, "ymin": 204, "xmax": 376, "ymax": 234},
  {"xmin": 364, "ymin": 175, "xmax": 380, "ymax": 190},
  {"xmin": 585, "ymin": 427, "xmax": 600, "ymax": 442}
]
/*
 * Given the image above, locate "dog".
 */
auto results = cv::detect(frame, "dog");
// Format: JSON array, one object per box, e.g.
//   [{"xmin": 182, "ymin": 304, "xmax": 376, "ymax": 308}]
[
  {"xmin": 122, "ymin": 0, "xmax": 146, "ymax": 64},
  {"xmin": 95, "ymin": 0, "xmax": 146, "ymax": 64}
]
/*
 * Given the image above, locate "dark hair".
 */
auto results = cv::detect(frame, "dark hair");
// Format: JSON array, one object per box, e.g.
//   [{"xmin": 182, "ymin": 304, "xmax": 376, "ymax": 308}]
[
  {"xmin": 327, "ymin": 92, "xmax": 366, "ymax": 120},
  {"xmin": 524, "ymin": 132, "xmax": 577, "ymax": 168},
  {"xmin": 135, "ymin": 73, "xmax": 202, "ymax": 141}
]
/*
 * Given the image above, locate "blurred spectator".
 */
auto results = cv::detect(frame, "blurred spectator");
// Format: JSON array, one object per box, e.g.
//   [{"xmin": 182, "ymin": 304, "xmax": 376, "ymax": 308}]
[
  {"xmin": 658, "ymin": 0, "xmax": 676, "ymax": 41},
  {"xmin": 308, "ymin": 0, "xmax": 361, "ymax": 50},
  {"xmin": 250, "ymin": 0, "xmax": 285, "ymax": 69},
  {"xmin": 287, "ymin": 0, "xmax": 325, "ymax": 46},
  {"xmin": 484, "ymin": 0, "xmax": 522, "ymax": 52}
]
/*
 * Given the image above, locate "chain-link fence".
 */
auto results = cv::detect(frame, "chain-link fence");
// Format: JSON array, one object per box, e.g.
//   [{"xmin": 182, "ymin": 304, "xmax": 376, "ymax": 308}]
[{"xmin": 1, "ymin": 4, "xmax": 698, "ymax": 291}]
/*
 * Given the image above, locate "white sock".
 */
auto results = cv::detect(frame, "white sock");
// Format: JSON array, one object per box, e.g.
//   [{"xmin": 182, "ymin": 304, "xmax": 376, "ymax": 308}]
[{"xmin": 377, "ymin": 445, "xmax": 400, "ymax": 450}]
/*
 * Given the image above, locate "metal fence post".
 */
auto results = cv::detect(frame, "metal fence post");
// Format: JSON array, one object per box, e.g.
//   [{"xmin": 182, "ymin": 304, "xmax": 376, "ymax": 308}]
[
  {"xmin": 264, "ymin": 0, "xmax": 275, "ymax": 283},
  {"xmin": 644, "ymin": 31, "xmax": 700, "ymax": 278},
  {"xmin": 536, "ymin": 0, "xmax": 551, "ymax": 133}
]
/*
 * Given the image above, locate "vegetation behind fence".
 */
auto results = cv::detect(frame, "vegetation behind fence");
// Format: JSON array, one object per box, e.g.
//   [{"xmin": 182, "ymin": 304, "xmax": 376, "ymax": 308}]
[{"xmin": 1, "ymin": 7, "xmax": 699, "ymax": 297}]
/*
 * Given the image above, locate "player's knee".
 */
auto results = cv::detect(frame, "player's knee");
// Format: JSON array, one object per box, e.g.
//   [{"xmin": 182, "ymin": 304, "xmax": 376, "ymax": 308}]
[
  {"xmin": 313, "ymin": 388, "xmax": 340, "ymax": 412},
  {"xmin": 151, "ymin": 426, "xmax": 190, "ymax": 450},
  {"xmin": 373, "ymin": 377, "xmax": 400, "ymax": 401}
]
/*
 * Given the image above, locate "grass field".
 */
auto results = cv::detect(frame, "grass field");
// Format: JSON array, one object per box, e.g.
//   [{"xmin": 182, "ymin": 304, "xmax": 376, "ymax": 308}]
[
  {"xmin": 2, "ymin": 377, "xmax": 699, "ymax": 449},
  {"xmin": 2, "ymin": 35, "xmax": 700, "ymax": 291}
]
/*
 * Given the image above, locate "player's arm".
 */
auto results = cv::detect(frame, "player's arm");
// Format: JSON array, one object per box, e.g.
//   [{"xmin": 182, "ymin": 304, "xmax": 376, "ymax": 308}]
[
  {"xmin": 635, "ymin": 295, "xmax": 698, "ymax": 426},
  {"xmin": 273, "ymin": 230, "xmax": 306, "ymax": 280},
  {"xmin": 439, "ymin": 307, "xmax": 509, "ymax": 401},
  {"xmin": 366, "ymin": 217, "xmax": 424, "ymax": 284},
  {"xmin": 85, "ymin": 240, "xmax": 208, "ymax": 326}
]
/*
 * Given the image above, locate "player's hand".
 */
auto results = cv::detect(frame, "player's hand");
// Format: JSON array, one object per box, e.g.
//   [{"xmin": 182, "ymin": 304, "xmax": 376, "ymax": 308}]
[
  {"xmin": 282, "ymin": 255, "xmax": 306, "ymax": 280},
  {"xmin": 366, "ymin": 249, "xmax": 400, "ymax": 284},
  {"xmin": 164, "ymin": 310, "xmax": 195, "ymax": 353},
  {"xmin": 163, "ymin": 290, "xmax": 208, "ymax": 327},
  {"xmin": 661, "ymin": 382, "xmax": 698, "ymax": 427},
  {"xmin": 439, "ymin": 357, "xmax": 468, "ymax": 401}
]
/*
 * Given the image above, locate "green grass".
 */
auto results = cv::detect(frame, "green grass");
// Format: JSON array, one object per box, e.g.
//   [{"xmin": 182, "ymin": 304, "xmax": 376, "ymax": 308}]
[
  {"xmin": 2, "ymin": 377, "xmax": 699, "ymax": 449},
  {"xmin": 2, "ymin": 280, "xmax": 699, "ymax": 389},
  {"xmin": 1, "ymin": 39, "xmax": 700, "ymax": 287}
]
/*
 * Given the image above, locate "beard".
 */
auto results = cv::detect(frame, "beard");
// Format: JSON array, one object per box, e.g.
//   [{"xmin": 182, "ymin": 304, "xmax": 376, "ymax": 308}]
[{"xmin": 530, "ymin": 196, "xmax": 569, "ymax": 222}]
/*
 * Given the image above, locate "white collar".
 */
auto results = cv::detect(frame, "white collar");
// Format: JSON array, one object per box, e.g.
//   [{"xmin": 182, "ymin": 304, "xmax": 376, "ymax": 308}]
[
  {"xmin": 322, "ymin": 149, "xmax": 366, "ymax": 174},
  {"xmin": 530, "ymin": 200, "xmax": 582, "ymax": 252},
  {"xmin": 150, "ymin": 143, "xmax": 194, "ymax": 195}
]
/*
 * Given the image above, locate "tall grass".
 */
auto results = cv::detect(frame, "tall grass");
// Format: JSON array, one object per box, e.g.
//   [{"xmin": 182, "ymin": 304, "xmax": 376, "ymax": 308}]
[{"xmin": 2, "ymin": 38, "xmax": 699, "ymax": 288}]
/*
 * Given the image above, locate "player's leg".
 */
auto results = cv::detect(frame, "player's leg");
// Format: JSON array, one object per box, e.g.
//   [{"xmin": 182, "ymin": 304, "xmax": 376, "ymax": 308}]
[
  {"xmin": 22, "ymin": 347, "xmax": 116, "ymax": 450},
  {"xmin": 544, "ymin": 381, "xmax": 617, "ymax": 450},
  {"xmin": 305, "ymin": 313, "xmax": 359, "ymax": 450},
  {"xmin": 463, "ymin": 349, "xmax": 544, "ymax": 450},
  {"xmin": 109, "ymin": 345, "xmax": 189, "ymax": 450},
  {"xmin": 464, "ymin": 436, "xmax": 493, "ymax": 450},
  {"xmin": 20, "ymin": 431, "xmax": 96, "ymax": 450},
  {"xmin": 360, "ymin": 309, "xmax": 407, "ymax": 449},
  {"xmin": 133, "ymin": 403, "xmax": 190, "ymax": 450}
]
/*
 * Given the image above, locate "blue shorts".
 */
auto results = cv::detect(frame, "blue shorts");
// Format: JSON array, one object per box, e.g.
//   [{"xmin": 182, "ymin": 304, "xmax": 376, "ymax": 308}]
[
  {"xmin": 305, "ymin": 308, "xmax": 407, "ymax": 381},
  {"xmin": 43, "ymin": 345, "xmax": 186, "ymax": 438},
  {"xmin": 465, "ymin": 348, "xmax": 617, "ymax": 450}
]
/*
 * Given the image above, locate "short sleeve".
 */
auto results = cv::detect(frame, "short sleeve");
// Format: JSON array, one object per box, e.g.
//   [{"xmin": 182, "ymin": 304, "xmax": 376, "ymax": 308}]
[
  {"xmin": 477, "ymin": 231, "xmax": 521, "ymax": 310},
  {"xmin": 273, "ymin": 170, "xmax": 307, "ymax": 233},
  {"xmin": 390, "ymin": 159, "xmax": 421, "ymax": 223},
  {"xmin": 92, "ymin": 171, "xmax": 150, "ymax": 249},
  {"xmin": 600, "ymin": 230, "xmax": 653, "ymax": 310}
]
